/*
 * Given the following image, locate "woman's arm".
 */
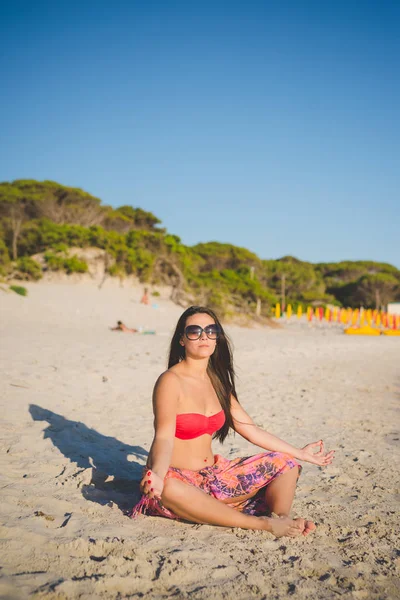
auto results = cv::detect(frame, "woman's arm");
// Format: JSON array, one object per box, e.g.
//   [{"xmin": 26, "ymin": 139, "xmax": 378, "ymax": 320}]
[
  {"xmin": 230, "ymin": 396, "xmax": 334, "ymax": 466},
  {"xmin": 140, "ymin": 371, "xmax": 179, "ymax": 497}
]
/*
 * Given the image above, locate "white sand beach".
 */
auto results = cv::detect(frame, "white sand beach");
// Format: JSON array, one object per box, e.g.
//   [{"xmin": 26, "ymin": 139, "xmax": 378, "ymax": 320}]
[{"xmin": 0, "ymin": 280, "xmax": 399, "ymax": 599}]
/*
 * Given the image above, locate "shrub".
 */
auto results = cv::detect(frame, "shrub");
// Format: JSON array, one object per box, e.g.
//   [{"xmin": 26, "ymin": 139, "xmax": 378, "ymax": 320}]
[
  {"xmin": 64, "ymin": 256, "xmax": 88, "ymax": 274},
  {"xmin": 0, "ymin": 237, "xmax": 10, "ymax": 267},
  {"xmin": 18, "ymin": 219, "xmax": 93, "ymax": 256},
  {"xmin": 108, "ymin": 263, "xmax": 125, "ymax": 277},
  {"xmin": 44, "ymin": 251, "xmax": 88, "ymax": 274},
  {"xmin": 44, "ymin": 251, "xmax": 65, "ymax": 271},
  {"xmin": 207, "ymin": 290, "xmax": 226, "ymax": 311},
  {"xmin": 16, "ymin": 257, "xmax": 42, "ymax": 280},
  {"xmin": 10, "ymin": 285, "xmax": 28, "ymax": 296},
  {"xmin": 50, "ymin": 242, "xmax": 69, "ymax": 253}
]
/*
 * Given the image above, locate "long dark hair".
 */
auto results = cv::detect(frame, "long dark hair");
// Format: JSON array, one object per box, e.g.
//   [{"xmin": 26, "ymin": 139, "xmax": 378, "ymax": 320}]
[{"xmin": 168, "ymin": 306, "xmax": 238, "ymax": 443}]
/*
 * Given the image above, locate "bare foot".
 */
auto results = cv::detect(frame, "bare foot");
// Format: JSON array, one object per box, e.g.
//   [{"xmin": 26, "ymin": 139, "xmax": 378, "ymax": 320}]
[
  {"xmin": 302, "ymin": 520, "xmax": 316, "ymax": 536},
  {"xmin": 260, "ymin": 516, "xmax": 307, "ymax": 538}
]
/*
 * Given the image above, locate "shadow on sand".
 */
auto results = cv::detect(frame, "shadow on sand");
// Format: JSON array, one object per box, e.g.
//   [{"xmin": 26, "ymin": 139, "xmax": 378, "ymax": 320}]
[{"xmin": 29, "ymin": 404, "xmax": 148, "ymax": 512}]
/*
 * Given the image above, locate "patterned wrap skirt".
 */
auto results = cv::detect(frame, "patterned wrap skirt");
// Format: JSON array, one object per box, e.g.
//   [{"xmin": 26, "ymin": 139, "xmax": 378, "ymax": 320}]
[{"xmin": 130, "ymin": 451, "xmax": 301, "ymax": 520}]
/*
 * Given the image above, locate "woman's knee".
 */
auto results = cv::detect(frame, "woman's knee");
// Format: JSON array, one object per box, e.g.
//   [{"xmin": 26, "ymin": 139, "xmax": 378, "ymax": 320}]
[
  {"xmin": 275, "ymin": 452, "xmax": 300, "ymax": 471},
  {"xmin": 161, "ymin": 477, "xmax": 187, "ymax": 504},
  {"xmin": 274, "ymin": 461, "xmax": 299, "ymax": 481}
]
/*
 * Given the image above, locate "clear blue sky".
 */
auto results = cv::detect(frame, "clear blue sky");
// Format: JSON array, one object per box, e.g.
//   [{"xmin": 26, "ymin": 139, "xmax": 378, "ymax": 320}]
[{"xmin": 1, "ymin": 1, "xmax": 399, "ymax": 267}]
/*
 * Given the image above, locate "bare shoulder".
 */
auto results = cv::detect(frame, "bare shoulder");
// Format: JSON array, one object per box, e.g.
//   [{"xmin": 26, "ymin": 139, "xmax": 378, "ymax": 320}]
[
  {"xmin": 153, "ymin": 369, "xmax": 181, "ymax": 396},
  {"xmin": 152, "ymin": 369, "xmax": 181, "ymax": 415}
]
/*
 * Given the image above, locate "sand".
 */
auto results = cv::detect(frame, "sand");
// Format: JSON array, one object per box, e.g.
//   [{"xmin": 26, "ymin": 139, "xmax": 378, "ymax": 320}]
[{"xmin": 0, "ymin": 280, "xmax": 399, "ymax": 599}]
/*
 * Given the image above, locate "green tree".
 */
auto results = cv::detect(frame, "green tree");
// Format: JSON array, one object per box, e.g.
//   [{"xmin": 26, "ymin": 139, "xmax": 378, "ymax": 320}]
[
  {"xmin": 262, "ymin": 256, "xmax": 327, "ymax": 305},
  {"xmin": 192, "ymin": 242, "xmax": 262, "ymax": 272},
  {"xmin": 0, "ymin": 180, "xmax": 105, "ymax": 258},
  {"xmin": 104, "ymin": 205, "xmax": 163, "ymax": 233},
  {"xmin": 0, "ymin": 182, "xmax": 42, "ymax": 259},
  {"xmin": 331, "ymin": 273, "xmax": 400, "ymax": 308}
]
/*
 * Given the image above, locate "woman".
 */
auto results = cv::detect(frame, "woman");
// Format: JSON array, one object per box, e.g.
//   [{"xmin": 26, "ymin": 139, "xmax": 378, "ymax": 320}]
[
  {"xmin": 131, "ymin": 306, "xmax": 334, "ymax": 538},
  {"xmin": 111, "ymin": 320, "xmax": 138, "ymax": 333}
]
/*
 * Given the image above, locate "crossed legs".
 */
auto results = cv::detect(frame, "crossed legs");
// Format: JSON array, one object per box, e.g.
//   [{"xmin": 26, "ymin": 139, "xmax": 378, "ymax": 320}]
[{"xmin": 161, "ymin": 465, "xmax": 315, "ymax": 538}]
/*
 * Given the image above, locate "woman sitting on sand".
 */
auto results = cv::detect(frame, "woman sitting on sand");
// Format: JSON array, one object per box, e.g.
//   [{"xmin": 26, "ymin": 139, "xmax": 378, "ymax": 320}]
[{"xmin": 131, "ymin": 306, "xmax": 334, "ymax": 538}]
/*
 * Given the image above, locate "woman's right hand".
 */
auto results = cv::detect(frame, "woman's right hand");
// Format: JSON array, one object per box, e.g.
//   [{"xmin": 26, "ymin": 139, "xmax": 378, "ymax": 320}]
[{"xmin": 140, "ymin": 469, "xmax": 164, "ymax": 499}]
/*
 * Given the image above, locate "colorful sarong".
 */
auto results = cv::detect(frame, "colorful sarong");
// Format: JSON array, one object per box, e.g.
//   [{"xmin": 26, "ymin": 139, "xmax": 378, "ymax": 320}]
[{"xmin": 130, "ymin": 451, "xmax": 300, "ymax": 520}]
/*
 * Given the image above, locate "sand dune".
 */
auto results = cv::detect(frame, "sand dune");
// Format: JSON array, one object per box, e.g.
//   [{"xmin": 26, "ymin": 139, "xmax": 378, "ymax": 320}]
[{"xmin": 0, "ymin": 280, "xmax": 399, "ymax": 599}]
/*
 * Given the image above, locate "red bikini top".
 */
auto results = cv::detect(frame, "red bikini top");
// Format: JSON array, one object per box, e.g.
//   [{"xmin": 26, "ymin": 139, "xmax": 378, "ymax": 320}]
[{"xmin": 175, "ymin": 409, "xmax": 226, "ymax": 440}]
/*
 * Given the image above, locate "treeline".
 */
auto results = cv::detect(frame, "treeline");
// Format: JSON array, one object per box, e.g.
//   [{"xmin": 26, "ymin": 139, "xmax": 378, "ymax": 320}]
[{"xmin": 1, "ymin": 179, "xmax": 399, "ymax": 316}]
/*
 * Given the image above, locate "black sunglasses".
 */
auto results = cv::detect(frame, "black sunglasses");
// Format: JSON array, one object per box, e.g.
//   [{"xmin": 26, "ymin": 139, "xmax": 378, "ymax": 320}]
[{"xmin": 184, "ymin": 324, "xmax": 221, "ymax": 341}]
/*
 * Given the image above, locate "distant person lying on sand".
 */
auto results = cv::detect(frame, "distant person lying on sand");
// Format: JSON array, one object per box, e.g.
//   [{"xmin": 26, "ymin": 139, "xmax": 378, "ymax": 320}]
[
  {"xmin": 110, "ymin": 321, "xmax": 138, "ymax": 333},
  {"xmin": 131, "ymin": 305, "xmax": 335, "ymax": 538},
  {"xmin": 110, "ymin": 321, "xmax": 156, "ymax": 335}
]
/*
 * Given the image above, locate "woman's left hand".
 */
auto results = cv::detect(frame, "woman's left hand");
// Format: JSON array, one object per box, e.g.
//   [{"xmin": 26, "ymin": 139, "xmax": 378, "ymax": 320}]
[
  {"xmin": 301, "ymin": 440, "xmax": 335, "ymax": 466},
  {"xmin": 140, "ymin": 468, "xmax": 164, "ymax": 499}
]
